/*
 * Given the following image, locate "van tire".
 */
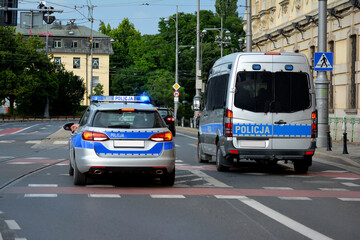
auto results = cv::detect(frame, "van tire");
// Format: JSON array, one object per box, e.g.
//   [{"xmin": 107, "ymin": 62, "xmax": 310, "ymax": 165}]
[
  {"xmin": 216, "ymin": 143, "xmax": 229, "ymax": 172},
  {"xmin": 197, "ymin": 142, "xmax": 210, "ymax": 163}
]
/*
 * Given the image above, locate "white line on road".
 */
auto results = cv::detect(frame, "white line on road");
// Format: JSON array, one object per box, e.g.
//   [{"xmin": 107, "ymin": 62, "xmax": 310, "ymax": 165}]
[
  {"xmin": 150, "ymin": 195, "xmax": 185, "ymax": 199},
  {"xmin": 318, "ymin": 188, "xmax": 349, "ymax": 191},
  {"xmin": 0, "ymin": 232, "xmax": 3, "ymax": 240},
  {"xmin": 338, "ymin": 198, "xmax": 360, "ymax": 202},
  {"xmin": 53, "ymin": 141, "xmax": 68, "ymax": 145},
  {"xmin": 341, "ymin": 182, "xmax": 360, "ymax": 187},
  {"xmin": 239, "ymin": 198, "xmax": 333, "ymax": 240},
  {"xmin": 278, "ymin": 197, "xmax": 312, "ymax": 201},
  {"xmin": 5, "ymin": 220, "xmax": 21, "ymax": 230},
  {"xmin": 24, "ymin": 194, "xmax": 57, "ymax": 198},
  {"xmin": 176, "ymin": 132, "xmax": 197, "ymax": 140},
  {"xmin": 25, "ymin": 140, "xmax": 42, "ymax": 144},
  {"xmin": 28, "ymin": 184, "xmax": 58, "ymax": 187},
  {"xmin": 0, "ymin": 140, "xmax": 15, "ymax": 143},
  {"xmin": 215, "ymin": 195, "xmax": 248, "ymax": 200},
  {"xmin": 333, "ymin": 177, "xmax": 359, "ymax": 180},
  {"xmin": 322, "ymin": 170, "xmax": 348, "ymax": 173},
  {"xmin": 263, "ymin": 187, "xmax": 293, "ymax": 190},
  {"xmin": 89, "ymin": 194, "xmax": 121, "ymax": 198}
]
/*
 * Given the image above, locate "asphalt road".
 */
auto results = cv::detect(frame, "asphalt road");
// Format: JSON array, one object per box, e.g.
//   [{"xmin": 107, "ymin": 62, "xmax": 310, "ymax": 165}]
[{"xmin": 0, "ymin": 122, "xmax": 359, "ymax": 240}]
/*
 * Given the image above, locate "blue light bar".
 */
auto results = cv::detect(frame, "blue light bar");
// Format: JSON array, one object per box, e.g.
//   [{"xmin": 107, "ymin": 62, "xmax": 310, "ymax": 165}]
[
  {"xmin": 252, "ymin": 64, "xmax": 261, "ymax": 70},
  {"xmin": 91, "ymin": 96, "xmax": 151, "ymax": 103},
  {"xmin": 285, "ymin": 65, "xmax": 294, "ymax": 71}
]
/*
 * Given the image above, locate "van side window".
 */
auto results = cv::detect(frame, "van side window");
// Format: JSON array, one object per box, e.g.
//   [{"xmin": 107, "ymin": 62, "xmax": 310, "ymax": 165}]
[
  {"xmin": 206, "ymin": 74, "xmax": 229, "ymax": 110},
  {"xmin": 235, "ymin": 71, "xmax": 311, "ymax": 113}
]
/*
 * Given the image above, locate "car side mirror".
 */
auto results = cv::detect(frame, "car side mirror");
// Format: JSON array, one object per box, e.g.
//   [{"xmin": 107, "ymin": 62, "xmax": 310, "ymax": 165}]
[{"xmin": 63, "ymin": 122, "xmax": 74, "ymax": 131}]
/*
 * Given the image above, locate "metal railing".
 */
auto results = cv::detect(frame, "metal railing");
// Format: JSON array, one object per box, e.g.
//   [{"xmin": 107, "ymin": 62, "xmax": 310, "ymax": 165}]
[
  {"xmin": 329, "ymin": 117, "xmax": 360, "ymax": 142},
  {"xmin": 0, "ymin": 115, "xmax": 80, "ymax": 122}
]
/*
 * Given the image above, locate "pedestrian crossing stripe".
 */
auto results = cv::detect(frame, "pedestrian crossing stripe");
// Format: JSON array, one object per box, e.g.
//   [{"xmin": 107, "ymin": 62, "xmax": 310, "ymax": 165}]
[{"xmin": 314, "ymin": 52, "xmax": 333, "ymax": 71}]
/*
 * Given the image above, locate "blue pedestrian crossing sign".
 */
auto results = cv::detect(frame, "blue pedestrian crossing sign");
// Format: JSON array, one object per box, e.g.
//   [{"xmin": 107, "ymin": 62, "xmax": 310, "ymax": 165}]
[{"xmin": 314, "ymin": 52, "xmax": 333, "ymax": 71}]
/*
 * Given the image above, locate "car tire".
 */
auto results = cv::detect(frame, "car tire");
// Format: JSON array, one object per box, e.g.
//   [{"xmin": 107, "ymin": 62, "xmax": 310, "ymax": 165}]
[
  {"xmin": 216, "ymin": 143, "xmax": 229, "ymax": 172},
  {"xmin": 197, "ymin": 141, "xmax": 209, "ymax": 163},
  {"xmin": 69, "ymin": 161, "xmax": 74, "ymax": 176},
  {"xmin": 73, "ymin": 161, "xmax": 87, "ymax": 186},
  {"xmin": 161, "ymin": 169, "xmax": 175, "ymax": 186}
]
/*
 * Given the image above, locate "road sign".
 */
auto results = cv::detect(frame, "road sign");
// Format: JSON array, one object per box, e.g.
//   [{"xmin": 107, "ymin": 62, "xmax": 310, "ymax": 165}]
[
  {"xmin": 173, "ymin": 91, "xmax": 180, "ymax": 97},
  {"xmin": 314, "ymin": 52, "xmax": 333, "ymax": 71},
  {"xmin": 174, "ymin": 97, "xmax": 179, "ymax": 102},
  {"xmin": 172, "ymin": 83, "xmax": 180, "ymax": 91}
]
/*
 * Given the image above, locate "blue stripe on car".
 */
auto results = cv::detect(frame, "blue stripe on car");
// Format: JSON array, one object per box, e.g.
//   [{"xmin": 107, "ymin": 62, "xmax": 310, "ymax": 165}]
[
  {"xmin": 94, "ymin": 142, "xmax": 165, "ymax": 155},
  {"xmin": 73, "ymin": 134, "xmax": 94, "ymax": 149}
]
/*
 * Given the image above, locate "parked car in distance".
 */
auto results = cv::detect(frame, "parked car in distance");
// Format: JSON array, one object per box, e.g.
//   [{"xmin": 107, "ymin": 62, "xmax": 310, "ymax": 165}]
[{"xmin": 157, "ymin": 107, "xmax": 176, "ymax": 136}]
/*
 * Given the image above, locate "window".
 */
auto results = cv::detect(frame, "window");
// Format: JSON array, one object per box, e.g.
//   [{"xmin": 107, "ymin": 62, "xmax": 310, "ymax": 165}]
[
  {"xmin": 93, "ymin": 41, "xmax": 100, "ymax": 48},
  {"xmin": 235, "ymin": 71, "xmax": 311, "ymax": 113},
  {"xmin": 54, "ymin": 57, "xmax": 61, "ymax": 65},
  {"xmin": 54, "ymin": 39, "xmax": 62, "ymax": 48},
  {"xmin": 79, "ymin": 108, "xmax": 90, "ymax": 127},
  {"xmin": 92, "ymin": 76, "xmax": 99, "ymax": 87},
  {"xmin": 92, "ymin": 58, "xmax": 99, "ymax": 69},
  {"xmin": 73, "ymin": 57, "xmax": 80, "ymax": 69},
  {"xmin": 205, "ymin": 74, "xmax": 229, "ymax": 110},
  {"xmin": 71, "ymin": 41, "xmax": 78, "ymax": 48},
  {"xmin": 92, "ymin": 110, "xmax": 165, "ymax": 129},
  {"xmin": 350, "ymin": 35, "xmax": 357, "ymax": 109}
]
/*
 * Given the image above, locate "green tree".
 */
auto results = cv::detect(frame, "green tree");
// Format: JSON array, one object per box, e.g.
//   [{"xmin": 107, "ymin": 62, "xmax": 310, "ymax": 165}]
[{"xmin": 215, "ymin": 0, "xmax": 239, "ymax": 18}]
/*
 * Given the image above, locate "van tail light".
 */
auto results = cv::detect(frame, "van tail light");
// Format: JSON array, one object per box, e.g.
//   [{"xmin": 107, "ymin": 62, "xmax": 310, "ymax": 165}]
[
  {"xmin": 82, "ymin": 131, "xmax": 110, "ymax": 141},
  {"xmin": 149, "ymin": 132, "xmax": 173, "ymax": 142},
  {"xmin": 224, "ymin": 109, "xmax": 233, "ymax": 137},
  {"xmin": 311, "ymin": 110, "xmax": 318, "ymax": 138},
  {"xmin": 166, "ymin": 117, "xmax": 175, "ymax": 122}
]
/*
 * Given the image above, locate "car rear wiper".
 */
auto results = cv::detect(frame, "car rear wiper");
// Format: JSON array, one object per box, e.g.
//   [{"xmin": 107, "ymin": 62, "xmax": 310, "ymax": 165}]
[{"xmin": 108, "ymin": 124, "xmax": 131, "ymax": 128}]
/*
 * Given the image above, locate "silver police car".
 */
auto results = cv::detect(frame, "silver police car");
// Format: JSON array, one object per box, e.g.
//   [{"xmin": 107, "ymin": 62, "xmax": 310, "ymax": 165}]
[{"xmin": 63, "ymin": 96, "xmax": 176, "ymax": 186}]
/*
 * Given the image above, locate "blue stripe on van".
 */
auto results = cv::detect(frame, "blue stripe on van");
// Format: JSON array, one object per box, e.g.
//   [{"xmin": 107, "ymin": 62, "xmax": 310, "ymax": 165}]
[
  {"xmin": 233, "ymin": 124, "xmax": 311, "ymax": 137},
  {"xmin": 200, "ymin": 124, "xmax": 223, "ymax": 134}
]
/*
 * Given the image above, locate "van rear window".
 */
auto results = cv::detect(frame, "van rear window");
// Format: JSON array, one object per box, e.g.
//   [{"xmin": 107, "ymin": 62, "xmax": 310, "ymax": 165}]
[{"xmin": 235, "ymin": 71, "xmax": 311, "ymax": 113}]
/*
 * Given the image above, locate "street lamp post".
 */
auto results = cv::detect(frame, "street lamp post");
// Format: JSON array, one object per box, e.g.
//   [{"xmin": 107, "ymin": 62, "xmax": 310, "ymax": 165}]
[{"xmin": 164, "ymin": 5, "xmax": 179, "ymax": 124}]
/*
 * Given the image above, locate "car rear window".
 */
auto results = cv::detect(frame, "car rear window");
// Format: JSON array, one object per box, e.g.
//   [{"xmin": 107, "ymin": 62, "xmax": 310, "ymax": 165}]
[
  {"xmin": 92, "ymin": 110, "xmax": 166, "ymax": 129},
  {"xmin": 234, "ymin": 71, "xmax": 311, "ymax": 113}
]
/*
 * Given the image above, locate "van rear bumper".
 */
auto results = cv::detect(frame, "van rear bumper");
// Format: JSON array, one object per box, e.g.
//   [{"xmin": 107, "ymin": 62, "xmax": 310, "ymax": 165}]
[{"xmin": 221, "ymin": 140, "xmax": 316, "ymax": 161}]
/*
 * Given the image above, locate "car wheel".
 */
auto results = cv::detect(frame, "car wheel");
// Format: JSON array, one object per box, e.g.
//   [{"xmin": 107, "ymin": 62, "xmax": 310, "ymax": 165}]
[
  {"xmin": 216, "ymin": 143, "xmax": 229, "ymax": 172},
  {"xmin": 73, "ymin": 161, "xmax": 87, "ymax": 186},
  {"xmin": 69, "ymin": 161, "xmax": 74, "ymax": 176},
  {"xmin": 197, "ymin": 141, "xmax": 208, "ymax": 163},
  {"xmin": 161, "ymin": 169, "xmax": 175, "ymax": 186}
]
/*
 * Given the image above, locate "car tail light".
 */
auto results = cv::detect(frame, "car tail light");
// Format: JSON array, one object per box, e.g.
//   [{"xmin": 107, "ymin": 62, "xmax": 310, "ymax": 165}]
[
  {"xmin": 311, "ymin": 110, "xmax": 318, "ymax": 138},
  {"xmin": 166, "ymin": 117, "xmax": 175, "ymax": 122},
  {"xmin": 82, "ymin": 131, "xmax": 109, "ymax": 141},
  {"xmin": 224, "ymin": 109, "xmax": 233, "ymax": 137},
  {"xmin": 306, "ymin": 151, "xmax": 314, "ymax": 155},
  {"xmin": 149, "ymin": 132, "xmax": 173, "ymax": 142}
]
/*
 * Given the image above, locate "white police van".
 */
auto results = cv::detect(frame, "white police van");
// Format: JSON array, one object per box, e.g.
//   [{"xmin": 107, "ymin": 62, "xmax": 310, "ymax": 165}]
[{"xmin": 197, "ymin": 52, "xmax": 317, "ymax": 173}]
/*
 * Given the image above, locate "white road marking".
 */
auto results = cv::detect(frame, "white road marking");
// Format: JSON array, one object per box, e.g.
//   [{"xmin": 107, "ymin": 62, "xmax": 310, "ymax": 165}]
[
  {"xmin": 341, "ymin": 182, "xmax": 360, "ymax": 187},
  {"xmin": 0, "ymin": 232, "xmax": 3, "ymax": 240},
  {"xmin": 0, "ymin": 156, "xmax": 14, "ymax": 159},
  {"xmin": 5, "ymin": 220, "xmax": 21, "ymax": 230},
  {"xmin": 15, "ymin": 238, "xmax": 27, "ymax": 240},
  {"xmin": 263, "ymin": 187, "xmax": 293, "ymax": 190},
  {"xmin": 28, "ymin": 184, "xmax": 58, "ymax": 187},
  {"xmin": 188, "ymin": 143, "xmax": 196, "ymax": 148},
  {"xmin": 7, "ymin": 162, "xmax": 33, "ymax": 165},
  {"xmin": 89, "ymin": 194, "xmax": 121, "ymax": 198},
  {"xmin": 175, "ymin": 160, "xmax": 184, "ymax": 163},
  {"xmin": 53, "ymin": 141, "xmax": 68, "ymax": 145},
  {"xmin": 322, "ymin": 170, "xmax": 348, "ymax": 173},
  {"xmin": 25, "ymin": 140, "xmax": 42, "ymax": 144},
  {"xmin": 189, "ymin": 169, "xmax": 231, "ymax": 188},
  {"xmin": 239, "ymin": 198, "xmax": 333, "ymax": 240},
  {"xmin": 279, "ymin": 197, "xmax": 312, "ymax": 200},
  {"xmin": 56, "ymin": 163, "xmax": 68, "ymax": 166},
  {"xmin": 151, "ymin": 195, "xmax": 185, "ymax": 199},
  {"xmin": 338, "ymin": 198, "xmax": 360, "ymax": 202},
  {"xmin": 24, "ymin": 194, "xmax": 57, "ymax": 197},
  {"xmin": 318, "ymin": 188, "xmax": 349, "ymax": 191},
  {"xmin": 333, "ymin": 177, "xmax": 359, "ymax": 180},
  {"xmin": 215, "ymin": 195, "xmax": 248, "ymax": 199},
  {"xmin": 12, "ymin": 124, "xmax": 39, "ymax": 135},
  {"xmin": 0, "ymin": 140, "xmax": 15, "ymax": 143},
  {"xmin": 0, "ymin": 211, "xmax": 3, "ymax": 214}
]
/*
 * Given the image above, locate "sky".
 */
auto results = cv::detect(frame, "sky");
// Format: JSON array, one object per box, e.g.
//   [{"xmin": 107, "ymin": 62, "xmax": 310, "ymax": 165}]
[{"xmin": 18, "ymin": 0, "xmax": 246, "ymax": 35}]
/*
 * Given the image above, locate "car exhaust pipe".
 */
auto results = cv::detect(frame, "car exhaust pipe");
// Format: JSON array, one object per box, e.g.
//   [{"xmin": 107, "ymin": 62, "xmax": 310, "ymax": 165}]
[
  {"xmin": 156, "ymin": 169, "xmax": 164, "ymax": 175},
  {"xmin": 94, "ymin": 169, "xmax": 104, "ymax": 175}
]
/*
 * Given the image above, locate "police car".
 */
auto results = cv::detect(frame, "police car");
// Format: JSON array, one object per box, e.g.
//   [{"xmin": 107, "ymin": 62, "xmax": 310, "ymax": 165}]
[{"xmin": 63, "ymin": 96, "xmax": 176, "ymax": 186}]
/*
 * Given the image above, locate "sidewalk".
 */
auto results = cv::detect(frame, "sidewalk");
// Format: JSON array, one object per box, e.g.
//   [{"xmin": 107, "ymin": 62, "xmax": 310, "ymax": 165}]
[{"xmin": 177, "ymin": 127, "xmax": 360, "ymax": 173}]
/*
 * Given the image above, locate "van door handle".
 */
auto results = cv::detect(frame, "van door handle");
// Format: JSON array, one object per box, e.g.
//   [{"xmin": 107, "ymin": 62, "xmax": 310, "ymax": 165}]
[{"xmin": 274, "ymin": 120, "xmax": 287, "ymax": 125}]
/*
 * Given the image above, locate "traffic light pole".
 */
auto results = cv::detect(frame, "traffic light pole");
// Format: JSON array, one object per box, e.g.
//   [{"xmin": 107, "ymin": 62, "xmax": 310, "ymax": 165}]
[{"xmin": 316, "ymin": 0, "xmax": 330, "ymax": 148}]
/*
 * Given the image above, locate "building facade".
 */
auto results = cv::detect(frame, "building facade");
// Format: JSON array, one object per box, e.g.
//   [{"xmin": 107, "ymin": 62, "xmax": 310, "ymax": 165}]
[
  {"xmin": 244, "ymin": 0, "xmax": 360, "ymax": 142},
  {"xmin": 16, "ymin": 20, "xmax": 113, "ymax": 105}
]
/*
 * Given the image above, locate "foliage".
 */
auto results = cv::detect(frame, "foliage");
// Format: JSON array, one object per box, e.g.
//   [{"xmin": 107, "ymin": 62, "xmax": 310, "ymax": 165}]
[
  {"xmin": 93, "ymin": 83, "xmax": 105, "ymax": 96},
  {"xmin": 215, "ymin": 0, "xmax": 239, "ymax": 18}
]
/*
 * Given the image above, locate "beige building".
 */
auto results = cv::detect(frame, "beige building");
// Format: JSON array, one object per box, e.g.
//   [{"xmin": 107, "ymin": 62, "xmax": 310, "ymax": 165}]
[
  {"xmin": 16, "ymin": 20, "xmax": 113, "ymax": 106},
  {"xmin": 244, "ymin": 0, "xmax": 360, "ymax": 142}
]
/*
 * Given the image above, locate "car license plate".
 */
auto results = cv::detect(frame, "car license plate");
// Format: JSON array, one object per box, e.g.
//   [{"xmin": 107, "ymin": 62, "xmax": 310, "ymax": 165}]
[{"xmin": 114, "ymin": 140, "xmax": 145, "ymax": 148}]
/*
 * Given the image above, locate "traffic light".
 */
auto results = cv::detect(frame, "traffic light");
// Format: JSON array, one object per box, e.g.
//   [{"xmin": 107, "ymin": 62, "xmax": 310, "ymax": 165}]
[
  {"xmin": 0, "ymin": 0, "xmax": 18, "ymax": 26},
  {"xmin": 38, "ymin": 2, "xmax": 55, "ymax": 24}
]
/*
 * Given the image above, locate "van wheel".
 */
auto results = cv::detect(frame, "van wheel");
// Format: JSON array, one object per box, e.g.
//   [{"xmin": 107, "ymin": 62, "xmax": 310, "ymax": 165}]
[
  {"xmin": 293, "ymin": 161, "xmax": 309, "ymax": 174},
  {"xmin": 216, "ymin": 144, "xmax": 229, "ymax": 172},
  {"xmin": 73, "ymin": 161, "xmax": 87, "ymax": 186},
  {"xmin": 197, "ymin": 141, "xmax": 209, "ymax": 163}
]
